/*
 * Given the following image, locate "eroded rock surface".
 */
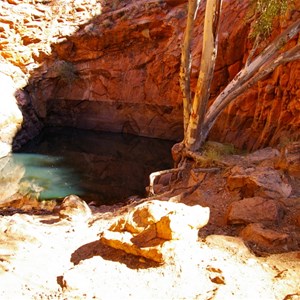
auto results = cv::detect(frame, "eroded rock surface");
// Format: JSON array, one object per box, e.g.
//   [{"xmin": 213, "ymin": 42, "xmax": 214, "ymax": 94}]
[
  {"xmin": 58, "ymin": 194, "xmax": 92, "ymax": 222},
  {"xmin": 227, "ymin": 166, "xmax": 292, "ymax": 198},
  {"xmin": 240, "ymin": 223, "xmax": 292, "ymax": 252},
  {"xmin": 226, "ymin": 197, "xmax": 284, "ymax": 225},
  {"xmin": 0, "ymin": 145, "xmax": 300, "ymax": 299},
  {"xmin": 0, "ymin": 155, "xmax": 25, "ymax": 204},
  {"xmin": 276, "ymin": 141, "xmax": 300, "ymax": 177},
  {"xmin": 0, "ymin": 0, "xmax": 299, "ymax": 151},
  {"xmin": 100, "ymin": 200, "xmax": 210, "ymax": 262},
  {"xmin": 0, "ymin": 74, "xmax": 23, "ymax": 157}
]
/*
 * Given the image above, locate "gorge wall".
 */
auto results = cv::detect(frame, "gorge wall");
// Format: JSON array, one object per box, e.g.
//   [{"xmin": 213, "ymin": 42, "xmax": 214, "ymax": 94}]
[{"xmin": 0, "ymin": 0, "xmax": 299, "ymax": 157}]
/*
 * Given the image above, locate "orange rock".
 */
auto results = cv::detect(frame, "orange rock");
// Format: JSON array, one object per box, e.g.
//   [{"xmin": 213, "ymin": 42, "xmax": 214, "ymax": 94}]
[
  {"xmin": 100, "ymin": 200, "xmax": 210, "ymax": 262},
  {"xmin": 240, "ymin": 223, "xmax": 290, "ymax": 252},
  {"xmin": 1, "ymin": 0, "xmax": 299, "ymax": 150},
  {"xmin": 226, "ymin": 197, "xmax": 283, "ymax": 225},
  {"xmin": 227, "ymin": 166, "xmax": 292, "ymax": 198}
]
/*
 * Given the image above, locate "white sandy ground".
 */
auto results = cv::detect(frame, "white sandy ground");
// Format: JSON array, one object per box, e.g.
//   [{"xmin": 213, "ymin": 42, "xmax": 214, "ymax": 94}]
[{"xmin": 0, "ymin": 209, "xmax": 299, "ymax": 300}]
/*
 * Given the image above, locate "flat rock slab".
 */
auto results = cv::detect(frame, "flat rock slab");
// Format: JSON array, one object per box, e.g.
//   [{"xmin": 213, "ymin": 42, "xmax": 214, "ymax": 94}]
[
  {"xmin": 226, "ymin": 197, "xmax": 283, "ymax": 224},
  {"xmin": 244, "ymin": 147, "xmax": 280, "ymax": 164},
  {"xmin": 240, "ymin": 223, "xmax": 291, "ymax": 252},
  {"xmin": 227, "ymin": 166, "xmax": 292, "ymax": 198}
]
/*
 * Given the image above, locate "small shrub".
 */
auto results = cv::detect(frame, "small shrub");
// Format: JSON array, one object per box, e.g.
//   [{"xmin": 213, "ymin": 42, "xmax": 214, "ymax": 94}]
[
  {"xmin": 49, "ymin": 60, "xmax": 78, "ymax": 85},
  {"xmin": 194, "ymin": 141, "xmax": 237, "ymax": 167},
  {"xmin": 203, "ymin": 148, "xmax": 221, "ymax": 162},
  {"xmin": 203, "ymin": 141, "xmax": 236, "ymax": 156},
  {"xmin": 249, "ymin": 0, "xmax": 290, "ymax": 39}
]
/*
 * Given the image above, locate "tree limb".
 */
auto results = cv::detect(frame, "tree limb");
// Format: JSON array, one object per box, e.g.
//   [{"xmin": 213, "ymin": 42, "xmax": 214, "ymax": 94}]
[
  {"xmin": 203, "ymin": 19, "xmax": 300, "ymax": 137},
  {"xmin": 202, "ymin": 43, "xmax": 300, "ymax": 137},
  {"xmin": 148, "ymin": 163, "xmax": 185, "ymax": 195}
]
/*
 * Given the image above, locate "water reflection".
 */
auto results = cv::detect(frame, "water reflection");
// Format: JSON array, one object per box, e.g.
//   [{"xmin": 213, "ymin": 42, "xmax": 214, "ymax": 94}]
[{"xmin": 12, "ymin": 127, "xmax": 174, "ymax": 205}]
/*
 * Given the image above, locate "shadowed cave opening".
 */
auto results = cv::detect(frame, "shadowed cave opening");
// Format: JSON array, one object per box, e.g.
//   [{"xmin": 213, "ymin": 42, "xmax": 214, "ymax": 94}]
[{"xmin": 13, "ymin": 126, "xmax": 174, "ymax": 205}]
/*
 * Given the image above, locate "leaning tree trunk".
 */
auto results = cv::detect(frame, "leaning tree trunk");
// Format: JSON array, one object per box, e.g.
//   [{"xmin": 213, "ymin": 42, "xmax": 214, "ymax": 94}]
[
  {"xmin": 173, "ymin": 1, "xmax": 300, "ymax": 167},
  {"xmin": 184, "ymin": 0, "xmax": 222, "ymax": 152},
  {"xmin": 201, "ymin": 19, "xmax": 300, "ymax": 142}
]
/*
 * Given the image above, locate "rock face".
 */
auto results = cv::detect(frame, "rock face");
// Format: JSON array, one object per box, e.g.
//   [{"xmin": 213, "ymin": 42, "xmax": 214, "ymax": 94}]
[
  {"xmin": 0, "ymin": 74, "xmax": 23, "ymax": 157},
  {"xmin": 0, "ymin": 155, "xmax": 25, "ymax": 203},
  {"xmin": 0, "ymin": 0, "xmax": 101, "ymax": 150},
  {"xmin": 100, "ymin": 200, "xmax": 210, "ymax": 262},
  {"xmin": 0, "ymin": 0, "xmax": 299, "ymax": 151}
]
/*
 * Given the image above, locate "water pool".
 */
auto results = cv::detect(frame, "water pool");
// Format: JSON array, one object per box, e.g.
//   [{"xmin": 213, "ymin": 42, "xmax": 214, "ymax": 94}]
[{"xmin": 10, "ymin": 127, "xmax": 174, "ymax": 205}]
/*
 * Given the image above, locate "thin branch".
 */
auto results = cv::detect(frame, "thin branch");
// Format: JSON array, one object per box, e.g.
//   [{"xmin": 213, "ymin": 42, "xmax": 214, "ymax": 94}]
[
  {"xmin": 148, "ymin": 164, "xmax": 185, "ymax": 195},
  {"xmin": 193, "ymin": 167, "xmax": 220, "ymax": 173},
  {"xmin": 246, "ymin": 34, "xmax": 261, "ymax": 66}
]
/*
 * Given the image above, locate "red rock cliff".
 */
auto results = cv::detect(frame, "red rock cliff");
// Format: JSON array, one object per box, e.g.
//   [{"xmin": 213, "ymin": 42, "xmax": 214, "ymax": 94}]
[{"xmin": 1, "ymin": 0, "xmax": 299, "ymax": 151}]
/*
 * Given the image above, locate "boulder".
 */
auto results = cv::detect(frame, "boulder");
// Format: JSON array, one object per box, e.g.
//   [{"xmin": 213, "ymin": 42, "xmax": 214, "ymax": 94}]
[
  {"xmin": 100, "ymin": 229, "xmax": 167, "ymax": 263},
  {"xmin": 240, "ymin": 223, "xmax": 291, "ymax": 252},
  {"xmin": 276, "ymin": 142, "xmax": 300, "ymax": 177},
  {"xmin": 226, "ymin": 197, "xmax": 283, "ymax": 225},
  {"xmin": 100, "ymin": 200, "xmax": 210, "ymax": 262},
  {"xmin": 58, "ymin": 195, "xmax": 91, "ymax": 222},
  {"xmin": 227, "ymin": 166, "xmax": 292, "ymax": 198},
  {"xmin": 244, "ymin": 147, "xmax": 280, "ymax": 164}
]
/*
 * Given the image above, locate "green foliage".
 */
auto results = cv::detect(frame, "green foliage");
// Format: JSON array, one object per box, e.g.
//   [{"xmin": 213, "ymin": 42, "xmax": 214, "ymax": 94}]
[
  {"xmin": 194, "ymin": 141, "xmax": 237, "ymax": 167},
  {"xmin": 203, "ymin": 148, "xmax": 220, "ymax": 162},
  {"xmin": 203, "ymin": 141, "xmax": 236, "ymax": 156},
  {"xmin": 250, "ymin": 0, "xmax": 289, "ymax": 39},
  {"xmin": 53, "ymin": 60, "xmax": 78, "ymax": 85}
]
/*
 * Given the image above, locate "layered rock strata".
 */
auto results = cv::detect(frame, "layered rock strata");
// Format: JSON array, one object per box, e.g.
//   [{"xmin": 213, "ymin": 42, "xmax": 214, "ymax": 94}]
[{"xmin": 0, "ymin": 0, "xmax": 299, "ymax": 152}]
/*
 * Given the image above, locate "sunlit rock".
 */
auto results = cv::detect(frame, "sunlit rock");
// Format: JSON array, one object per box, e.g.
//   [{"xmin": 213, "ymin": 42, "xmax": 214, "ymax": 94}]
[
  {"xmin": 0, "ymin": 155, "xmax": 25, "ymax": 205},
  {"xmin": 100, "ymin": 200, "xmax": 210, "ymax": 262},
  {"xmin": 0, "ymin": 73, "xmax": 23, "ymax": 158},
  {"xmin": 58, "ymin": 195, "xmax": 91, "ymax": 222}
]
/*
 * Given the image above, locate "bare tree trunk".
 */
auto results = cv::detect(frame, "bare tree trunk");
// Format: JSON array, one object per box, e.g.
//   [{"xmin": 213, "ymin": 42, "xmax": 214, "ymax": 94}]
[
  {"xmin": 184, "ymin": 0, "xmax": 222, "ymax": 152},
  {"xmin": 180, "ymin": 0, "xmax": 201, "ymax": 132},
  {"xmin": 175, "ymin": 1, "xmax": 300, "ymax": 164}
]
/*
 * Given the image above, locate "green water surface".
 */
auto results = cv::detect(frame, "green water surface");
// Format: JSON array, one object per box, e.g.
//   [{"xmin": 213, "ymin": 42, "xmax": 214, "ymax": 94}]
[{"xmin": 13, "ymin": 127, "xmax": 174, "ymax": 205}]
